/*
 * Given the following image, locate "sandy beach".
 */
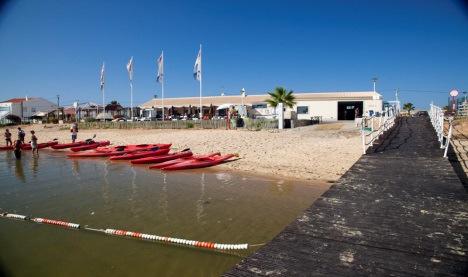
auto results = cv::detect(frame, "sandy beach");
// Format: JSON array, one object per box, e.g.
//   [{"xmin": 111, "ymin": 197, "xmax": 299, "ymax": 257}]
[{"xmin": 1, "ymin": 122, "xmax": 363, "ymax": 181}]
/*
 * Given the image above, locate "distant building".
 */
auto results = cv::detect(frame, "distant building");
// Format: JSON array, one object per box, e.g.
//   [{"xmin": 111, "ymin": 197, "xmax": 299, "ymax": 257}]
[
  {"xmin": 140, "ymin": 91, "xmax": 383, "ymax": 121},
  {"xmin": 0, "ymin": 97, "xmax": 57, "ymax": 121},
  {"xmin": 64, "ymin": 102, "xmax": 101, "ymax": 121}
]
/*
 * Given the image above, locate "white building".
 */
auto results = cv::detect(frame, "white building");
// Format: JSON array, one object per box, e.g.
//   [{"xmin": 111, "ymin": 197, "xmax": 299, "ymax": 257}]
[
  {"xmin": 0, "ymin": 97, "xmax": 58, "ymax": 121},
  {"xmin": 140, "ymin": 91, "xmax": 383, "ymax": 121}
]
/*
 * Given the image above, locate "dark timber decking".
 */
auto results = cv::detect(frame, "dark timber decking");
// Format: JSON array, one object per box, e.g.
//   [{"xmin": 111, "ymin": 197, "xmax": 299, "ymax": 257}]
[{"xmin": 225, "ymin": 117, "xmax": 468, "ymax": 276}]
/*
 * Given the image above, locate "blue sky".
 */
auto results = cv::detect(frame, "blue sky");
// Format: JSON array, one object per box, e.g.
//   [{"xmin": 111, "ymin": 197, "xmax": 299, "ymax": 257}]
[{"xmin": 0, "ymin": 0, "xmax": 467, "ymax": 108}]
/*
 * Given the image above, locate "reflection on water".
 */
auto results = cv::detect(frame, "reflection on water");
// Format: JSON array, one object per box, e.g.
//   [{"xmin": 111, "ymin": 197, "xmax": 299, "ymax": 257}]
[
  {"xmin": 14, "ymin": 159, "xmax": 25, "ymax": 183},
  {"xmin": 31, "ymin": 155, "xmax": 39, "ymax": 177},
  {"xmin": 196, "ymin": 173, "xmax": 206, "ymax": 223},
  {"xmin": 0, "ymin": 151, "xmax": 330, "ymax": 276}
]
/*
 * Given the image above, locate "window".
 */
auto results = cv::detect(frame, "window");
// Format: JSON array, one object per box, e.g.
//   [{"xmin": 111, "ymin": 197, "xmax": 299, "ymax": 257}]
[
  {"xmin": 23, "ymin": 107, "xmax": 27, "ymax": 112},
  {"xmin": 297, "ymin": 106, "xmax": 309, "ymax": 114},
  {"xmin": 31, "ymin": 108, "xmax": 36, "ymax": 113},
  {"xmin": 252, "ymin": 103, "xmax": 267, "ymax": 109}
]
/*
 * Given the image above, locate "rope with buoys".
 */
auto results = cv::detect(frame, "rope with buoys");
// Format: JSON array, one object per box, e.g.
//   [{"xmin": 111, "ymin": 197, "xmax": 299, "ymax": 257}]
[{"xmin": 0, "ymin": 211, "xmax": 253, "ymax": 253}]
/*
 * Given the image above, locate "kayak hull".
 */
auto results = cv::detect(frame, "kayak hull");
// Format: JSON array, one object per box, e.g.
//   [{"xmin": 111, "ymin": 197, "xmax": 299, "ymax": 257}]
[
  {"xmin": 51, "ymin": 141, "xmax": 87, "ymax": 149},
  {"xmin": 149, "ymin": 152, "xmax": 221, "ymax": 169},
  {"xmin": 161, "ymin": 154, "xmax": 236, "ymax": 171},
  {"xmin": 21, "ymin": 141, "xmax": 58, "ymax": 150},
  {"xmin": 70, "ymin": 141, "xmax": 110, "ymax": 152},
  {"xmin": 131, "ymin": 151, "xmax": 193, "ymax": 164},
  {"xmin": 95, "ymin": 143, "xmax": 171, "ymax": 153},
  {"xmin": 109, "ymin": 148, "xmax": 170, "ymax": 160}
]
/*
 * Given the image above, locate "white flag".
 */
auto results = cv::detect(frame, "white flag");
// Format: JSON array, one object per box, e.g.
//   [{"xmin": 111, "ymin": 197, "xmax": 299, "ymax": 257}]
[
  {"xmin": 157, "ymin": 52, "xmax": 164, "ymax": 83},
  {"xmin": 193, "ymin": 48, "xmax": 201, "ymax": 81},
  {"xmin": 100, "ymin": 62, "xmax": 105, "ymax": 91},
  {"xmin": 126, "ymin": 56, "xmax": 134, "ymax": 81}
]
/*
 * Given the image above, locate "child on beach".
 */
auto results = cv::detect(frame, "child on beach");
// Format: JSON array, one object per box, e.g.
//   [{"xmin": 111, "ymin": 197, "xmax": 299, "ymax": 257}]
[
  {"xmin": 70, "ymin": 122, "xmax": 78, "ymax": 143},
  {"xmin": 30, "ymin": 130, "xmax": 38, "ymax": 155},
  {"xmin": 4, "ymin": 129, "xmax": 12, "ymax": 146},
  {"xmin": 17, "ymin": 127, "xmax": 25, "ymax": 143}
]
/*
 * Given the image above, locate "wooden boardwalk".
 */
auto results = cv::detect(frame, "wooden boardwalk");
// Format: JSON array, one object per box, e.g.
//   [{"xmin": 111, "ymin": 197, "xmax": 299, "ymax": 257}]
[{"xmin": 225, "ymin": 117, "xmax": 468, "ymax": 276}]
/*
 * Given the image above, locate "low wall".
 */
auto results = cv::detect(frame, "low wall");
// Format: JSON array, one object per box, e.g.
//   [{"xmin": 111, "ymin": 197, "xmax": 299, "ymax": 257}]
[{"xmin": 66, "ymin": 119, "xmax": 278, "ymax": 131}]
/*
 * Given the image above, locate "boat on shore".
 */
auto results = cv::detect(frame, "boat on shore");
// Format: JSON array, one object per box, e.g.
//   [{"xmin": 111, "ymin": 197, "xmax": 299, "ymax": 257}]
[
  {"xmin": 131, "ymin": 150, "xmax": 193, "ymax": 164},
  {"xmin": 161, "ymin": 154, "xmax": 236, "ymax": 171},
  {"xmin": 109, "ymin": 148, "xmax": 170, "ymax": 160},
  {"xmin": 70, "ymin": 141, "xmax": 110, "ymax": 152}
]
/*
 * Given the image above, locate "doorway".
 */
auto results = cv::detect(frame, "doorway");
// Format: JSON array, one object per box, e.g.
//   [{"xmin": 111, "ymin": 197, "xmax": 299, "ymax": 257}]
[{"xmin": 338, "ymin": 101, "xmax": 363, "ymax": 120}]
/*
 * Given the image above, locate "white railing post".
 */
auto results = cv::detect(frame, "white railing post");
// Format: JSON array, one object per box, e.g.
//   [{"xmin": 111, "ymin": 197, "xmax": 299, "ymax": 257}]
[
  {"xmin": 443, "ymin": 119, "xmax": 453, "ymax": 158},
  {"xmin": 361, "ymin": 120, "xmax": 366, "ymax": 154}
]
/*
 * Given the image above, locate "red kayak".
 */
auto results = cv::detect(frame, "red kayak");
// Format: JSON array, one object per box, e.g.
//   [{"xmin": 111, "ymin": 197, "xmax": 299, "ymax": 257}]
[
  {"xmin": 149, "ymin": 152, "xmax": 221, "ymax": 169},
  {"xmin": 68, "ymin": 146, "xmax": 148, "ymax": 158},
  {"xmin": 109, "ymin": 148, "xmax": 170, "ymax": 161},
  {"xmin": 51, "ymin": 141, "xmax": 87, "ymax": 149},
  {"xmin": 161, "ymin": 154, "xmax": 236, "ymax": 171},
  {"xmin": 131, "ymin": 151, "xmax": 193, "ymax": 164},
  {"xmin": 0, "ymin": 146, "xmax": 13, "ymax": 151},
  {"xmin": 70, "ymin": 141, "xmax": 110, "ymax": 152},
  {"xmin": 95, "ymin": 143, "xmax": 171, "ymax": 153},
  {"xmin": 21, "ymin": 141, "xmax": 58, "ymax": 150}
]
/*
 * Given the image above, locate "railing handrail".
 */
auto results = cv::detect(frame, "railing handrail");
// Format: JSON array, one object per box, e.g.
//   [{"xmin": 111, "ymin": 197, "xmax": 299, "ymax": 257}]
[
  {"xmin": 429, "ymin": 104, "xmax": 453, "ymax": 158},
  {"xmin": 361, "ymin": 107, "xmax": 397, "ymax": 154}
]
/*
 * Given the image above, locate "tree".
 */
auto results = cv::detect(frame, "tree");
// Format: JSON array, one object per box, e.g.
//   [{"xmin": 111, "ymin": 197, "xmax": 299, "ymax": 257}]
[
  {"xmin": 403, "ymin": 103, "xmax": 415, "ymax": 115},
  {"xmin": 106, "ymin": 100, "xmax": 123, "ymax": 111},
  {"xmin": 265, "ymin": 87, "xmax": 296, "ymax": 108}
]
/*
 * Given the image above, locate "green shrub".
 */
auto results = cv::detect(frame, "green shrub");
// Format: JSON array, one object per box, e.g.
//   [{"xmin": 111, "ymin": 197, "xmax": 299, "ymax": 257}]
[{"xmin": 186, "ymin": 122, "xmax": 194, "ymax": 128}]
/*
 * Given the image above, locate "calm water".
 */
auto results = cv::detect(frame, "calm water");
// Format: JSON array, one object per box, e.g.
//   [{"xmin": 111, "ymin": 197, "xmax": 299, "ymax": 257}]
[{"xmin": 0, "ymin": 150, "xmax": 328, "ymax": 276}]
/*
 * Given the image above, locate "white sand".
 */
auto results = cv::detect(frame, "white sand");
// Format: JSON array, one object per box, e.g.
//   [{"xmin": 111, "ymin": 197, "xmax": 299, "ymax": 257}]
[{"xmin": 2, "ymin": 122, "xmax": 363, "ymax": 181}]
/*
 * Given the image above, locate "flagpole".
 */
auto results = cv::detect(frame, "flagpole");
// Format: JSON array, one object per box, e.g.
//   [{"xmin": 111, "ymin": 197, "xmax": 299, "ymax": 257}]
[
  {"xmin": 199, "ymin": 44, "xmax": 203, "ymax": 119},
  {"xmin": 102, "ymin": 87, "xmax": 105, "ymax": 114},
  {"xmin": 162, "ymin": 51, "xmax": 165, "ymax": 121},
  {"xmin": 130, "ymin": 81, "xmax": 133, "ymax": 120}
]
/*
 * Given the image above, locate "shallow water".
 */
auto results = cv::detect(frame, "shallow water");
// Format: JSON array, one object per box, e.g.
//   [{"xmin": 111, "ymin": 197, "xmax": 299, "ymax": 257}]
[{"xmin": 0, "ymin": 150, "xmax": 328, "ymax": 276}]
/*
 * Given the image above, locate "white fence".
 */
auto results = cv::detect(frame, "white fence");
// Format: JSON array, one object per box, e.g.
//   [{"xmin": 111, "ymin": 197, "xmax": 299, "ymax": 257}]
[
  {"xmin": 429, "ymin": 104, "xmax": 453, "ymax": 158},
  {"xmin": 361, "ymin": 106, "xmax": 398, "ymax": 154}
]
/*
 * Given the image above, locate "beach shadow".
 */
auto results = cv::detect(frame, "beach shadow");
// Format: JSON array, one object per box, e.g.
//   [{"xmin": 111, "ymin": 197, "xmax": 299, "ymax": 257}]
[{"xmin": 447, "ymin": 145, "xmax": 468, "ymax": 191}]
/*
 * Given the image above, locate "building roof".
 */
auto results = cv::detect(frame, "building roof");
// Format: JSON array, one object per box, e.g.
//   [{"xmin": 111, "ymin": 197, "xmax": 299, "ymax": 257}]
[
  {"xmin": 140, "ymin": 91, "xmax": 382, "ymax": 108},
  {"xmin": 1, "ymin": 98, "xmax": 28, "ymax": 103}
]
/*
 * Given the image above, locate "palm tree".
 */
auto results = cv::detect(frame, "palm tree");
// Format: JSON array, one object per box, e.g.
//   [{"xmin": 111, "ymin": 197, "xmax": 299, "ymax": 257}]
[
  {"xmin": 265, "ymin": 87, "xmax": 296, "ymax": 108},
  {"xmin": 403, "ymin": 103, "xmax": 415, "ymax": 115}
]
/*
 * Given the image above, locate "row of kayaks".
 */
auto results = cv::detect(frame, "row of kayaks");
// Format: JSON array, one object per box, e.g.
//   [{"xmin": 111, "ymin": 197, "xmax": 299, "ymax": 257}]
[
  {"xmin": 68, "ymin": 143, "xmax": 236, "ymax": 171},
  {"xmin": 0, "ymin": 141, "xmax": 59, "ymax": 151},
  {"xmin": 0, "ymin": 140, "xmax": 109, "ymax": 151},
  {"xmin": 1, "ymin": 139, "xmax": 236, "ymax": 170}
]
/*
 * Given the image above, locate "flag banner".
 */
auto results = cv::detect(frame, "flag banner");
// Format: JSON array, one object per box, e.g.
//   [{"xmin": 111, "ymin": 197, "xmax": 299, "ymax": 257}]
[
  {"xmin": 157, "ymin": 52, "xmax": 164, "ymax": 83},
  {"xmin": 193, "ymin": 48, "xmax": 201, "ymax": 81},
  {"xmin": 126, "ymin": 56, "xmax": 134, "ymax": 81},
  {"xmin": 100, "ymin": 63, "xmax": 105, "ymax": 91}
]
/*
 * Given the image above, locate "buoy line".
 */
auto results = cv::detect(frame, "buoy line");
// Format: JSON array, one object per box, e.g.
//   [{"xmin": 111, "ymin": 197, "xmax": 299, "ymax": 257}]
[{"xmin": 0, "ymin": 211, "xmax": 256, "ymax": 253}]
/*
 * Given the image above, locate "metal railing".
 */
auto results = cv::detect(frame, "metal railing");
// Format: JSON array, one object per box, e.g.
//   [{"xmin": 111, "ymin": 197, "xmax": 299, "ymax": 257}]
[
  {"xmin": 429, "ymin": 104, "xmax": 453, "ymax": 158},
  {"xmin": 361, "ymin": 107, "xmax": 398, "ymax": 154}
]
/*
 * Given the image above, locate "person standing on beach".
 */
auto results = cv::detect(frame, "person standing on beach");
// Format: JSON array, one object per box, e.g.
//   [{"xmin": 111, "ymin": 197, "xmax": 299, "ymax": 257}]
[
  {"xmin": 17, "ymin": 127, "xmax": 25, "ymax": 143},
  {"xmin": 13, "ymin": 139, "xmax": 22, "ymax": 159},
  {"xmin": 30, "ymin": 130, "xmax": 38, "ymax": 155},
  {"xmin": 4, "ymin": 129, "xmax": 12, "ymax": 146},
  {"xmin": 70, "ymin": 122, "xmax": 78, "ymax": 143}
]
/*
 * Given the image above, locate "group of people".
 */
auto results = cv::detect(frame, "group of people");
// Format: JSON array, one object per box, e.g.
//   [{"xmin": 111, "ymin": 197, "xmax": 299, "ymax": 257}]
[{"xmin": 4, "ymin": 127, "xmax": 38, "ymax": 159}]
